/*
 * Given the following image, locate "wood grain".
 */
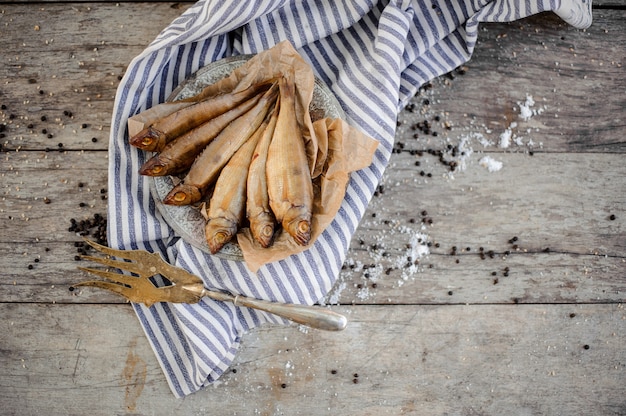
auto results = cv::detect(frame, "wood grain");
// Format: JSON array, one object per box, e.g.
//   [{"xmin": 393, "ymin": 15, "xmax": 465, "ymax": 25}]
[
  {"xmin": 1, "ymin": 151, "xmax": 623, "ymax": 305},
  {"xmin": 1, "ymin": 303, "xmax": 624, "ymax": 415},
  {"xmin": 1, "ymin": 2, "xmax": 624, "ymax": 414}
]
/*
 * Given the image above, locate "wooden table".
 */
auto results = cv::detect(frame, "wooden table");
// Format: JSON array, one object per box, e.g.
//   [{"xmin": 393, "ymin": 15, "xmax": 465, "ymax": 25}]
[{"xmin": 1, "ymin": 2, "xmax": 624, "ymax": 415}]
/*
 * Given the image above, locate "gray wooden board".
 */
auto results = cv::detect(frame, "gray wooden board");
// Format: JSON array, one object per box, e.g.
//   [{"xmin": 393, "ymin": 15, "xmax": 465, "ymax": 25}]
[
  {"xmin": 1, "ymin": 303, "xmax": 624, "ymax": 415},
  {"xmin": 1, "ymin": 150, "xmax": 624, "ymax": 304},
  {"xmin": 0, "ymin": 8, "xmax": 625, "ymax": 153},
  {"xmin": 1, "ymin": 2, "xmax": 625, "ymax": 415}
]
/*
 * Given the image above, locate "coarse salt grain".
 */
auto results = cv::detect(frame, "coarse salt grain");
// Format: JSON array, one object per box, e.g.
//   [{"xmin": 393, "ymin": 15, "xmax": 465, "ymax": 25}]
[
  {"xmin": 499, "ymin": 128, "xmax": 512, "ymax": 148},
  {"xmin": 479, "ymin": 156, "xmax": 503, "ymax": 172}
]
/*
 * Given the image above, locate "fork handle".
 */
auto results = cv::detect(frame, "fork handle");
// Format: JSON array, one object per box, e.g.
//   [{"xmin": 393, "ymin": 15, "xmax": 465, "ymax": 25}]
[{"xmin": 202, "ymin": 290, "xmax": 347, "ymax": 331}]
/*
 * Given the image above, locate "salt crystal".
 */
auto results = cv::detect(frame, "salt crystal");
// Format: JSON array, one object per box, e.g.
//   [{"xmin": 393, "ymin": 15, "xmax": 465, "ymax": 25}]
[
  {"xmin": 479, "ymin": 156, "xmax": 503, "ymax": 172},
  {"xmin": 499, "ymin": 128, "xmax": 512, "ymax": 148}
]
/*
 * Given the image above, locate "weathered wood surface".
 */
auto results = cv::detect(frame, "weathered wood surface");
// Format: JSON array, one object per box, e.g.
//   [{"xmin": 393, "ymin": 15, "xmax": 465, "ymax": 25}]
[
  {"xmin": 2, "ymin": 303, "xmax": 625, "ymax": 416},
  {"xmin": 0, "ymin": 7, "xmax": 625, "ymax": 153},
  {"xmin": 1, "ymin": 2, "xmax": 625, "ymax": 415},
  {"xmin": 2, "ymin": 151, "xmax": 624, "ymax": 305}
]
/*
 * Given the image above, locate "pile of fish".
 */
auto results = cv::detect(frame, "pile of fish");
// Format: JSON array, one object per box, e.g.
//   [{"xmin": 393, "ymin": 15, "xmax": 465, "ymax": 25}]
[{"xmin": 130, "ymin": 72, "xmax": 314, "ymax": 254}]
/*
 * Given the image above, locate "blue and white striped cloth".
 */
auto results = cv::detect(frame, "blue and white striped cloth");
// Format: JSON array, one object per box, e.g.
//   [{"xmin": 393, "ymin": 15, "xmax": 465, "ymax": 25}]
[{"xmin": 108, "ymin": 0, "xmax": 592, "ymax": 397}]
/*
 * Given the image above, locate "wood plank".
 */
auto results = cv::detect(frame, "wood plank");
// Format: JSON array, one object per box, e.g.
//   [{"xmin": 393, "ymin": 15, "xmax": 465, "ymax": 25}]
[
  {"xmin": 0, "ymin": 2, "xmax": 191, "ymax": 150},
  {"xmin": 397, "ymin": 11, "xmax": 626, "ymax": 154},
  {"xmin": 1, "ymin": 150, "xmax": 624, "ymax": 304},
  {"xmin": 1, "ymin": 303, "xmax": 624, "ymax": 415},
  {"xmin": 1, "ymin": 7, "xmax": 624, "ymax": 153}
]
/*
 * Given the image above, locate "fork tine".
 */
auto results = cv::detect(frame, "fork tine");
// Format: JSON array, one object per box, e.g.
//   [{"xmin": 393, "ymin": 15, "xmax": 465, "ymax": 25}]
[
  {"xmin": 77, "ymin": 266, "xmax": 142, "ymax": 288},
  {"xmin": 74, "ymin": 280, "xmax": 156, "ymax": 307},
  {"xmin": 82, "ymin": 238, "xmax": 156, "ymax": 263},
  {"xmin": 80, "ymin": 255, "xmax": 148, "ymax": 277}
]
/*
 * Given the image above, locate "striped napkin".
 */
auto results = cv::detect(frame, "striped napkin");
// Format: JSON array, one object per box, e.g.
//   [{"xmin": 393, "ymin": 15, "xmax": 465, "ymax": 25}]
[{"xmin": 108, "ymin": 0, "xmax": 592, "ymax": 397}]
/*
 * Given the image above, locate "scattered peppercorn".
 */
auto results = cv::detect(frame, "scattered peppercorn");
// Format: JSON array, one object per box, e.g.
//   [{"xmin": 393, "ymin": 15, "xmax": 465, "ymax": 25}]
[
  {"xmin": 68, "ymin": 212, "xmax": 108, "ymax": 246},
  {"xmin": 609, "ymin": 214, "xmax": 616, "ymax": 221}
]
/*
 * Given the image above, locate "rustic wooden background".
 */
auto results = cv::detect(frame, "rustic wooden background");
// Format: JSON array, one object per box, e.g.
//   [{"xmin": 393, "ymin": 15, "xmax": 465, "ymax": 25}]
[{"xmin": 1, "ymin": 1, "xmax": 624, "ymax": 415}]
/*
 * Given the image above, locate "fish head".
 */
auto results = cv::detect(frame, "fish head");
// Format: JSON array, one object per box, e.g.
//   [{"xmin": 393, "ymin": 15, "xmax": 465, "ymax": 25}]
[
  {"xmin": 129, "ymin": 127, "xmax": 164, "ymax": 152},
  {"xmin": 139, "ymin": 156, "xmax": 167, "ymax": 176},
  {"xmin": 205, "ymin": 217, "xmax": 238, "ymax": 254},
  {"xmin": 250, "ymin": 213, "xmax": 276, "ymax": 248},
  {"xmin": 283, "ymin": 210, "xmax": 311, "ymax": 246},
  {"xmin": 163, "ymin": 183, "xmax": 202, "ymax": 206}
]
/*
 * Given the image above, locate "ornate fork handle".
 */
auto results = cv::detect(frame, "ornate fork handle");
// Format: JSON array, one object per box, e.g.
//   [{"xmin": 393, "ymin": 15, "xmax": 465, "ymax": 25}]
[{"xmin": 182, "ymin": 283, "xmax": 347, "ymax": 331}]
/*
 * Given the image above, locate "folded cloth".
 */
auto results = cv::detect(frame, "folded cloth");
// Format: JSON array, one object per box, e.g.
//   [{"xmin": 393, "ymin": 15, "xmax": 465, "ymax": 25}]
[{"xmin": 108, "ymin": 0, "xmax": 592, "ymax": 397}]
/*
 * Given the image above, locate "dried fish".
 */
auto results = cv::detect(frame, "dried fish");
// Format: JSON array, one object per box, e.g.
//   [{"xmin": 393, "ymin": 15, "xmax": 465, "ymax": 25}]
[
  {"xmin": 139, "ymin": 95, "xmax": 262, "ymax": 176},
  {"xmin": 246, "ymin": 99, "xmax": 279, "ymax": 248},
  {"xmin": 130, "ymin": 82, "xmax": 270, "ymax": 152},
  {"xmin": 163, "ymin": 83, "xmax": 278, "ymax": 206},
  {"xmin": 205, "ymin": 119, "xmax": 267, "ymax": 254},
  {"xmin": 267, "ymin": 74, "xmax": 313, "ymax": 246}
]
